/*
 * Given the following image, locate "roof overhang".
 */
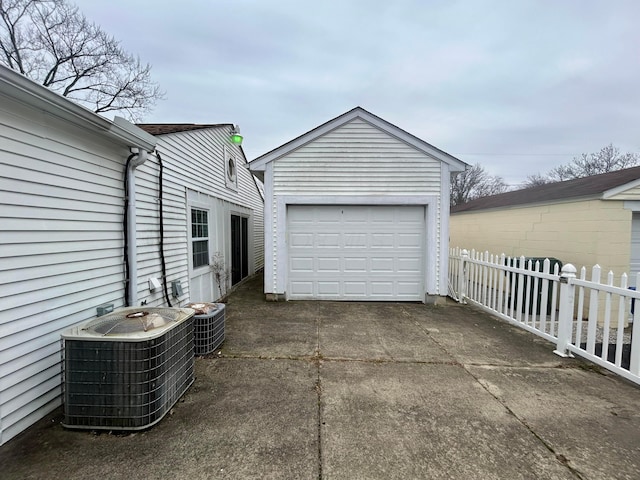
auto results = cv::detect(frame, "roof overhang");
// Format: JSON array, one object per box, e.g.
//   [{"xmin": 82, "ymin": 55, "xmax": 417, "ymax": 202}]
[
  {"xmin": 602, "ymin": 177, "xmax": 640, "ymax": 199},
  {"xmin": 248, "ymin": 106, "xmax": 468, "ymax": 173},
  {"xmin": 0, "ymin": 65, "xmax": 156, "ymax": 152}
]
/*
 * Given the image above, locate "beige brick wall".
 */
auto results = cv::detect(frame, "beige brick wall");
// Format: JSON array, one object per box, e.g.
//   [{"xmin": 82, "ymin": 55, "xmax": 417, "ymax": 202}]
[{"xmin": 450, "ymin": 199, "xmax": 632, "ymax": 277}]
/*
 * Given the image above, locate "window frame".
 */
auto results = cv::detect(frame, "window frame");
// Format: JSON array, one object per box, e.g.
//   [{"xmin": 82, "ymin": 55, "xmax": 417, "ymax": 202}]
[{"xmin": 191, "ymin": 207, "xmax": 210, "ymax": 270}]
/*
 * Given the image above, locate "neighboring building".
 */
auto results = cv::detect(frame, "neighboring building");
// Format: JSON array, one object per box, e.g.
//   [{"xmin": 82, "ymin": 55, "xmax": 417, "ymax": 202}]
[
  {"xmin": 0, "ymin": 65, "xmax": 263, "ymax": 446},
  {"xmin": 450, "ymin": 166, "xmax": 640, "ymax": 284},
  {"xmin": 249, "ymin": 106, "xmax": 467, "ymax": 302}
]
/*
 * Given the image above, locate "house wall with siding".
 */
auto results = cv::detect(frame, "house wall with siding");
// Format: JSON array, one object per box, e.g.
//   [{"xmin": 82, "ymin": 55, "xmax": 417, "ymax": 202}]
[
  {"xmin": 450, "ymin": 199, "xmax": 632, "ymax": 278},
  {"xmin": 0, "ymin": 95, "xmax": 133, "ymax": 446},
  {"xmin": 268, "ymin": 117, "xmax": 444, "ymax": 297},
  {"xmin": 135, "ymin": 128, "xmax": 264, "ymax": 305},
  {"xmin": 0, "ymin": 104, "xmax": 263, "ymax": 445}
]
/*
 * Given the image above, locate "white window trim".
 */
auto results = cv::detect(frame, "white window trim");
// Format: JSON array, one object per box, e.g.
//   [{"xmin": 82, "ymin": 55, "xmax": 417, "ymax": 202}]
[{"xmin": 189, "ymin": 205, "xmax": 211, "ymax": 272}]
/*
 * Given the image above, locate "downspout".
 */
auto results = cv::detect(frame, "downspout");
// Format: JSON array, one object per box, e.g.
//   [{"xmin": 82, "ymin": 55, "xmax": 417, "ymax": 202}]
[{"xmin": 124, "ymin": 148, "xmax": 148, "ymax": 306}]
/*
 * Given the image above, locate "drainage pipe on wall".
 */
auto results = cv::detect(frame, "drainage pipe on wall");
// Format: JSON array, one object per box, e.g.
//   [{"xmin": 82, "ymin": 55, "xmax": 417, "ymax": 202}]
[{"xmin": 124, "ymin": 148, "xmax": 148, "ymax": 306}]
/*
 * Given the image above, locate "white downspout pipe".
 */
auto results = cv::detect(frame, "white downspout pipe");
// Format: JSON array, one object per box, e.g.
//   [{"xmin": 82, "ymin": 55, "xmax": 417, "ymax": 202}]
[{"xmin": 126, "ymin": 148, "xmax": 148, "ymax": 306}]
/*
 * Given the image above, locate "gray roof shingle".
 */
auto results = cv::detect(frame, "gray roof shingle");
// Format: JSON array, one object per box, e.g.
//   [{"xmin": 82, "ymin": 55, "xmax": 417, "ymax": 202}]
[
  {"xmin": 451, "ymin": 165, "xmax": 640, "ymax": 213},
  {"xmin": 136, "ymin": 124, "xmax": 228, "ymax": 135}
]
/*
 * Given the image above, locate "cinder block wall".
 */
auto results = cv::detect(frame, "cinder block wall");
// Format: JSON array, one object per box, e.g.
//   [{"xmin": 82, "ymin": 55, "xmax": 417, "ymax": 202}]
[{"xmin": 450, "ymin": 199, "xmax": 632, "ymax": 279}]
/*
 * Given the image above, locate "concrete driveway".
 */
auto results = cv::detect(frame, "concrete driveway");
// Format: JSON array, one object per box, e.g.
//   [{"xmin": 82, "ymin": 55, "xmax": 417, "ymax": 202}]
[{"xmin": 2, "ymin": 274, "xmax": 640, "ymax": 479}]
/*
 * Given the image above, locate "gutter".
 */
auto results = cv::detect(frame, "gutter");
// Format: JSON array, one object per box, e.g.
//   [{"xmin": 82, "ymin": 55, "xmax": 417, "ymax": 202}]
[{"xmin": 125, "ymin": 148, "xmax": 149, "ymax": 306}]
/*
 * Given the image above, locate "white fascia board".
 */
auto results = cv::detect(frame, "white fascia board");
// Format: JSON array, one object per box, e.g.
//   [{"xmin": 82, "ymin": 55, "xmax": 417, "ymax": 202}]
[
  {"xmin": 248, "ymin": 106, "xmax": 468, "ymax": 172},
  {"xmin": 602, "ymin": 177, "xmax": 640, "ymax": 199},
  {"xmin": 0, "ymin": 66, "xmax": 156, "ymax": 151}
]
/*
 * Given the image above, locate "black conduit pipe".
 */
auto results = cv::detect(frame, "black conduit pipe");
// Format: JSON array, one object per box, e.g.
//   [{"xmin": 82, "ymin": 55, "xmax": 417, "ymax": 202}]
[{"xmin": 156, "ymin": 150, "xmax": 172, "ymax": 307}]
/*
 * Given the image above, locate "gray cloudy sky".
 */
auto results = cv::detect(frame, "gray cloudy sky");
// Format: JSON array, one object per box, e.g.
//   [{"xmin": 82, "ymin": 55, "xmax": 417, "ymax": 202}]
[{"xmin": 78, "ymin": 0, "xmax": 640, "ymax": 186}]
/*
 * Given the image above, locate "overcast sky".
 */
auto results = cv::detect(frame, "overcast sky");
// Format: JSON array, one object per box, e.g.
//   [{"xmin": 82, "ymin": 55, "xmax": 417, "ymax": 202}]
[{"xmin": 77, "ymin": 0, "xmax": 640, "ymax": 187}]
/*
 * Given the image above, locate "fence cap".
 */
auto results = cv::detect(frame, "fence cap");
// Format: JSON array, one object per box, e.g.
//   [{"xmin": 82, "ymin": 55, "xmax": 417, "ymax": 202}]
[{"xmin": 561, "ymin": 263, "xmax": 577, "ymax": 276}]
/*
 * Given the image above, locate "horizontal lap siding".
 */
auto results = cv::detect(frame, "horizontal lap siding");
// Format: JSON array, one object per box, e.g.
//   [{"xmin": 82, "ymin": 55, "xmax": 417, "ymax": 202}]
[
  {"xmin": 270, "ymin": 118, "xmax": 443, "ymax": 295},
  {"xmin": 0, "ymin": 99, "xmax": 130, "ymax": 445},
  {"xmin": 134, "ymin": 128, "xmax": 264, "ymax": 306},
  {"xmin": 134, "ymin": 160, "xmax": 188, "ymax": 306},
  {"xmin": 273, "ymin": 119, "xmax": 441, "ymax": 195}
]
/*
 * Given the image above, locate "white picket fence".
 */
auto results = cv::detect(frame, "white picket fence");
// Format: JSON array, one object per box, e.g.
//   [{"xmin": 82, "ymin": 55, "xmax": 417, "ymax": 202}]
[{"xmin": 449, "ymin": 247, "xmax": 640, "ymax": 385}]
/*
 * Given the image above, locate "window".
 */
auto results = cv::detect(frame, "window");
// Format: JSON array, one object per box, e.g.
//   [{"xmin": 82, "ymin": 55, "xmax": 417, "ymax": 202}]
[{"xmin": 191, "ymin": 208, "xmax": 209, "ymax": 269}]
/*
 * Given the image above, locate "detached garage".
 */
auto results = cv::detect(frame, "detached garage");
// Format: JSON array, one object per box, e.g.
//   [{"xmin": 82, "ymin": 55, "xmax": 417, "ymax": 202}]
[{"xmin": 249, "ymin": 107, "xmax": 467, "ymax": 303}]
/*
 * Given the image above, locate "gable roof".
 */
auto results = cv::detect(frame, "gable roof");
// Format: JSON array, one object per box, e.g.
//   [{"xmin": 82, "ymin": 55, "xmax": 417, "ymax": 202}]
[
  {"xmin": 136, "ymin": 123, "xmax": 229, "ymax": 136},
  {"xmin": 248, "ymin": 106, "xmax": 467, "ymax": 172},
  {"xmin": 452, "ymin": 165, "xmax": 640, "ymax": 213}
]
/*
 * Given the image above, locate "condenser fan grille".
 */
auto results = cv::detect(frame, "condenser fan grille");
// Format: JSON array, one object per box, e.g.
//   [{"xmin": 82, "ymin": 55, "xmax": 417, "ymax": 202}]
[{"xmin": 84, "ymin": 308, "xmax": 183, "ymax": 335}]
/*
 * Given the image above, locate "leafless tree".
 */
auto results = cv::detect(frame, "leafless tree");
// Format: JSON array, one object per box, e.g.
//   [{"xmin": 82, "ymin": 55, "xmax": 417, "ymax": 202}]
[
  {"xmin": 210, "ymin": 252, "xmax": 230, "ymax": 299},
  {"xmin": 547, "ymin": 144, "xmax": 639, "ymax": 182},
  {"xmin": 522, "ymin": 173, "xmax": 551, "ymax": 188},
  {"xmin": 520, "ymin": 144, "xmax": 640, "ymax": 189},
  {"xmin": 450, "ymin": 163, "xmax": 509, "ymax": 206},
  {"xmin": 0, "ymin": 0, "xmax": 163, "ymax": 120}
]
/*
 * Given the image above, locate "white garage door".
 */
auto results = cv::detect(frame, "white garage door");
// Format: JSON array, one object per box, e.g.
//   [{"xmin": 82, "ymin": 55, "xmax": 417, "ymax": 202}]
[{"xmin": 287, "ymin": 205, "xmax": 425, "ymax": 301}]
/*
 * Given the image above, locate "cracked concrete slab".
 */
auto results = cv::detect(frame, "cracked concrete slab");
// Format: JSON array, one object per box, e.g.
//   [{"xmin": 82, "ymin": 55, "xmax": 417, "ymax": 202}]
[
  {"xmin": 2, "ymin": 274, "xmax": 639, "ymax": 480},
  {"xmin": 466, "ymin": 365, "xmax": 640, "ymax": 480},
  {"xmin": 320, "ymin": 360, "xmax": 576, "ymax": 480}
]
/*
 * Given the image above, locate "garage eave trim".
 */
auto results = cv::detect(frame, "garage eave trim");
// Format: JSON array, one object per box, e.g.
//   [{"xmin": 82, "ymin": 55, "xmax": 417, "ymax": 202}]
[{"xmin": 248, "ymin": 106, "xmax": 467, "ymax": 173}]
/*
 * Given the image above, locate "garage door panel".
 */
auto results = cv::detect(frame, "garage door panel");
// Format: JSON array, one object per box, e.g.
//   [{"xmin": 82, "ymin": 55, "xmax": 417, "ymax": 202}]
[
  {"xmin": 398, "ymin": 233, "xmax": 422, "ymax": 248},
  {"xmin": 290, "ymin": 233, "xmax": 313, "ymax": 247},
  {"xmin": 371, "ymin": 257, "xmax": 394, "ymax": 272},
  {"xmin": 397, "ymin": 257, "xmax": 421, "ymax": 273},
  {"xmin": 318, "ymin": 282, "xmax": 340, "ymax": 295},
  {"xmin": 342, "ymin": 208, "xmax": 368, "ymax": 222},
  {"xmin": 398, "ymin": 281, "xmax": 421, "ymax": 295},
  {"xmin": 344, "ymin": 257, "xmax": 367, "ymax": 272},
  {"xmin": 291, "ymin": 257, "xmax": 314, "ymax": 272},
  {"xmin": 288, "ymin": 205, "xmax": 425, "ymax": 301},
  {"xmin": 344, "ymin": 233, "xmax": 367, "ymax": 248},
  {"xmin": 318, "ymin": 257, "xmax": 340, "ymax": 272},
  {"xmin": 371, "ymin": 281, "xmax": 394, "ymax": 295},
  {"xmin": 317, "ymin": 233, "xmax": 340, "ymax": 247},
  {"xmin": 290, "ymin": 281, "xmax": 313, "ymax": 296},
  {"xmin": 344, "ymin": 281, "xmax": 367, "ymax": 296},
  {"xmin": 371, "ymin": 233, "xmax": 394, "ymax": 247}
]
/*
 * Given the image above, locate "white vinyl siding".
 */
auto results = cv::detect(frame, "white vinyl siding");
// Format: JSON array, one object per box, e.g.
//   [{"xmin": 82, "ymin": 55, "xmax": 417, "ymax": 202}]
[
  {"xmin": 134, "ymin": 128, "xmax": 264, "ymax": 306},
  {"xmin": 0, "ymin": 101, "xmax": 264, "ymax": 445},
  {"xmin": 134, "ymin": 159, "xmax": 188, "ymax": 306},
  {"xmin": 266, "ymin": 118, "xmax": 445, "ymax": 300},
  {"xmin": 0, "ymin": 96, "xmax": 131, "ymax": 445},
  {"xmin": 273, "ymin": 118, "xmax": 441, "ymax": 196}
]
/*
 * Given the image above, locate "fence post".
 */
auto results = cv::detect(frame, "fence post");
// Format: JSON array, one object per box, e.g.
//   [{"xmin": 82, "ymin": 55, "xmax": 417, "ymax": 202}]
[
  {"xmin": 457, "ymin": 249, "xmax": 469, "ymax": 304},
  {"xmin": 554, "ymin": 263, "xmax": 577, "ymax": 357}
]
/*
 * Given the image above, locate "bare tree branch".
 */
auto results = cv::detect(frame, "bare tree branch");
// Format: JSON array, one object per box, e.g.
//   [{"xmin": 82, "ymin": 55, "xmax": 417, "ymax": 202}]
[
  {"xmin": 522, "ymin": 173, "xmax": 551, "ymax": 188},
  {"xmin": 547, "ymin": 144, "xmax": 640, "ymax": 182},
  {"xmin": 0, "ymin": 0, "xmax": 163, "ymax": 120},
  {"xmin": 450, "ymin": 163, "xmax": 509, "ymax": 206}
]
